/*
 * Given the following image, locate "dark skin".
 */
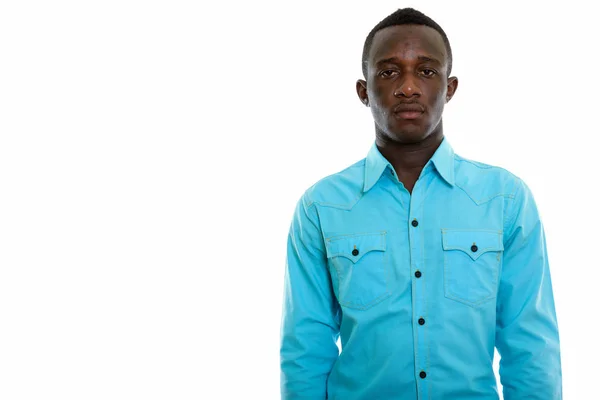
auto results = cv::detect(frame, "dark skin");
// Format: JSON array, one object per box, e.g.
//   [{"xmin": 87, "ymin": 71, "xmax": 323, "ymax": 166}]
[{"xmin": 356, "ymin": 25, "xmax": 459, "ymax": 193}]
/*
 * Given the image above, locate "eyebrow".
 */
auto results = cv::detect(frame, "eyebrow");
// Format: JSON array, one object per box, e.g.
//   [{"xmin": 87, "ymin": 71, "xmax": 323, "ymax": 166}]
[{"xmin": 375, "ymin": 55, "xmax": 442, "ymax": 66}]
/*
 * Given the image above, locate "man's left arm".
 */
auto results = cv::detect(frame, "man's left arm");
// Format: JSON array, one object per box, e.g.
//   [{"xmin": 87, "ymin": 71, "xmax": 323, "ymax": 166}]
[{"xmin": 496, "ymin": 177, "xmax": 562, "ymax": 400}]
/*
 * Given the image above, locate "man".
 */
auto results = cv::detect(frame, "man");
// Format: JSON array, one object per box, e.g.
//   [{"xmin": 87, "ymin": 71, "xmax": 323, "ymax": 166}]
[{"xmin": 280, "ymin": 7, "xmax": 561, "ymax": 400}]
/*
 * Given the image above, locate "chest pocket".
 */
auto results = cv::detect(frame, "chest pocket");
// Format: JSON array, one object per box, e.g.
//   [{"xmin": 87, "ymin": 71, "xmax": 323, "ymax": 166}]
[
  {"xmin": 442, "ymin": 229, "xmax": 503, "ymax": 307},
  {"xmin": 325, "ymin": 231, "xmax": 390, "ymax": 310}
]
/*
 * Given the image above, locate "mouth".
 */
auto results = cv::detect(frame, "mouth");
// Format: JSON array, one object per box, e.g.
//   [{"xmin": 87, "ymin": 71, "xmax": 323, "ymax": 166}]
[
  {"xmin": 394, "ymin": 110, "xmax": 423, "ymax": 120},
  {"xmin": 393, "ymin": 104, "xmax": 424, "ymax": 120}
]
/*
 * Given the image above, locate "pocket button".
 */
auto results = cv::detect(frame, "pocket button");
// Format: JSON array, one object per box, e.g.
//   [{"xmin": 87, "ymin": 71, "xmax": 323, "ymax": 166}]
[
  {"xmin": 325, "ymin": 232, "xmax": 389, "ymax": 310},
  {"xmin": 442, "ymin": 229, "xmax": 503, "ymax": 306}
]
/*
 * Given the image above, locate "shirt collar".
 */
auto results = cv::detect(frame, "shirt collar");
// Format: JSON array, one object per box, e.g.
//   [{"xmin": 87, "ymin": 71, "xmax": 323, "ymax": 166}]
[
  {"xmin": 429, "ymin": 137, "xmax": 456, "ymax": 187},
  {"xmin": 363, "ymin": 142, "xmax": 393, "ymax": 193},
  {"xmin": 363, "ymin": 137, "xmax": 456, "ymax": 193}
]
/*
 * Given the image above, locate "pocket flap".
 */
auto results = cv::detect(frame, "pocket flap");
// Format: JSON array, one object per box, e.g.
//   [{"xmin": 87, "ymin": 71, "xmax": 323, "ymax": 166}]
[
  {"xmin": 325, "ymin": 231, "xmax": 386, "ymax": 263},
  {"xmin": 442, "ymin": 229, "xmax": 503, "ymax": 261}
]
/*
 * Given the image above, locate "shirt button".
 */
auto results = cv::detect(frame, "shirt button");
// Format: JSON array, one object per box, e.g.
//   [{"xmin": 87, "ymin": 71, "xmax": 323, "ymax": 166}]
[
  {"xmin": 418, "ymin": 318, "xmax": 425, "ymax": 325},
  {"xmin": 352, "ymin": 248, "xmax": 359, "ymax": 256},
  {"xmin": 411, "ymin": 219, "xmax": 419, "ymax": 227},
  {"xmin": 471, "ymin": 244, "xmax": 478, "ymax": 252},
  {"xmin": 414, "ymin": 270, "xmax": 422, "ymax": 278},
  {"xmin": 419, "ymin": 371, "xmax": 427, "ymax": 379}
]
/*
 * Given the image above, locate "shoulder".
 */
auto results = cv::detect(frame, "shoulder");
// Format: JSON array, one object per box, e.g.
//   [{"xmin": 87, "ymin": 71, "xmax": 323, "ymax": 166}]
[
  {"xmin": 453, "ymin": 153, "xmax": 524, "ymax": 204},
  {"xmin": 301, "ymin": 159, "xmax": 366, "ymax": 210}
]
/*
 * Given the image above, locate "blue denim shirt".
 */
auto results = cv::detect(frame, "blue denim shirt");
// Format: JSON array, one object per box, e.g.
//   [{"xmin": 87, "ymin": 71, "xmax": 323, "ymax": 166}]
[{"xmin": 280, "ymin": 138, "xmax": 561, "ymax": 399}]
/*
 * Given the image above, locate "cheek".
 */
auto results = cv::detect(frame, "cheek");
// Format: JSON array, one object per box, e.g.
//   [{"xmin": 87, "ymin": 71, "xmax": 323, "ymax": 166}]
[
  {"xmin": 427, "ymin": 88, "xmax": 447, "ymax": 111},
  {"xmin": 368, "ymin": 88, "xmax": 385, "ymax": 106},
  {"xmin": 369, "ymin": 85, "xmax": 395, "ymax": 111}
]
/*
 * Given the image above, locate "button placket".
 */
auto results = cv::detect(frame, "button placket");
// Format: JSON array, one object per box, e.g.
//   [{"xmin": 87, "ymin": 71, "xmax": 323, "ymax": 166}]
[{"xmin": 409, "ymin": 183, "xmax": 429, "ymax": 399}]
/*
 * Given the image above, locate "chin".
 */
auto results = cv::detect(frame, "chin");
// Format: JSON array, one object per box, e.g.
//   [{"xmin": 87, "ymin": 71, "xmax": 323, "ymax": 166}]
[{"xmin": 389, "ymin": 130, "xmax": 429, "ymax": 144}]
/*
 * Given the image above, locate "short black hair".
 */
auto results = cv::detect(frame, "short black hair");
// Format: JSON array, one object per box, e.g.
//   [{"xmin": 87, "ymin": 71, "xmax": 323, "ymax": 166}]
[{"xmin": 361, "ymin": 8, "xmax": 453, "ymax": 78}]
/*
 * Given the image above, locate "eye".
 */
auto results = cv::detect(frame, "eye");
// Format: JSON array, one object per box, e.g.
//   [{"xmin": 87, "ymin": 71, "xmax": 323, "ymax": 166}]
[
  {"xmin": 379, "ymin": 70, "xmax": 399, "ymax": 78},
  {"xmin": 420, "ymin": 69, "xmax": 437, "ymax": 77}
]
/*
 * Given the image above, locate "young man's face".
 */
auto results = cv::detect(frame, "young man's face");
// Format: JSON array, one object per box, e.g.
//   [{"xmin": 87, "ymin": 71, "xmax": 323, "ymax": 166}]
[{"xmin": 357, "ymin": 24, "xmax": 458, "ymax": 144}]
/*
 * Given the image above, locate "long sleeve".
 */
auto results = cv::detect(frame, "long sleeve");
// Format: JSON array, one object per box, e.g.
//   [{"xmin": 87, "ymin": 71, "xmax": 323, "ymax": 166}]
[
  {"xmin": 496, "ymin": 178, "xmax": 562, "ymax": 399},
  {"xmin": 280, "ymin": 193, "xmax": 341, "ymax": 399}
]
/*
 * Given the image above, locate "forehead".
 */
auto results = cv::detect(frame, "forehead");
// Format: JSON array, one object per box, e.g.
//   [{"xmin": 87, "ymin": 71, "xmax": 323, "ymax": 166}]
[{"xmin": 369, "ymin": 24, "xmax": 447, "ymax": 65}]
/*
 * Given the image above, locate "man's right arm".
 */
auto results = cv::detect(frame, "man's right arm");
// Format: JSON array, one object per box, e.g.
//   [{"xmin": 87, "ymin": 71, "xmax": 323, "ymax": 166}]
[{"xmin": 280, "ymin": 193, "xmax": 341, "ymax": 399}]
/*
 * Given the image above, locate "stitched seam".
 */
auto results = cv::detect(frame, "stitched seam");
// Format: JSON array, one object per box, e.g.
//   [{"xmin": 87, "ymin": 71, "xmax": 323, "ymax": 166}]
[
  {"xmin": 326, "ymin": 231, "xmax": 387, "ymax": 241},
  {"xmin": 442, "ymin": 229, "xmax": 501, "ymax": 306},
  {"xmin": 441, "ymin": 228, "xmax": 503, "ymax": 233},
  {"xmin": 332, "ymin": 233, "xmax": 390, "ymax": 310},
  {"xmin": 423, "ymin": 219, "xmax": 430, "ymax": 400},
  {"xmin": 443, "ymin": 250, "xmax": 501, "ymax": 307},
  {"xmin": 454, "ymin": 157, "xmax": 494, "ymax": 169},
  {"xmin": 328, "ymin": 247, "xmax": 385, "ymax": 261},
  {"xmin": 503, "ymin": 177, "xmax": 521, "ymax": 235},
  {"xmin": 443, "ymin": 247, "xmax": 502, "ymax": 261},
  {"xmin": 382, "ymin": 233, "xmax": 390, "ymax": 304},
  {"xmin": 339, "ymin": 291, "xmax": 390, "ymax": 310},
  {"xmin": 441, "ymin": 230, "xmax": 504, "ymax": 259},
  {"xmin": 454, "ymin": 182, "xmax": 513, "ymax": 206},
  {"xmin": 332, "ymin": 258, "xmax": 342, "ymax": 304},
  {"xmin": 455, "ymin": 156, "xmax": 522, "ymax": 182},
  {"xmin": 325, "ymin": 232, "xmax": 388, "ymax": 259},
  {"xmin": 309, "ymin": 198, "xmax": 362, "ymax": 210}
]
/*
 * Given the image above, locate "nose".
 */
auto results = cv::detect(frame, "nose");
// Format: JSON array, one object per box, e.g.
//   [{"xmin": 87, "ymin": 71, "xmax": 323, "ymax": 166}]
[{"xmin": 393, "ymin": 74, "xmax": 421, "ymax": 98}]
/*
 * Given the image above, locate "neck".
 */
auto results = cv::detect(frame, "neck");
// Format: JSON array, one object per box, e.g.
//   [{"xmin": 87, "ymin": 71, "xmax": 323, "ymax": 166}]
[{"xmin": 375, "ymin": 128, "xmax": 444, "ymax": 175}]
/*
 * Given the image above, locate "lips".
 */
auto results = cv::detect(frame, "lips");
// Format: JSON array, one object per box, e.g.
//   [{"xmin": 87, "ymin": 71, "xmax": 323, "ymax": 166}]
[
  {"xmin": 393, "ymin": 103, "xmax": 424, "ymax": 120},
  {"xmin": 394, "ymin": 103, "xmax": 424, "ymax": 113}
]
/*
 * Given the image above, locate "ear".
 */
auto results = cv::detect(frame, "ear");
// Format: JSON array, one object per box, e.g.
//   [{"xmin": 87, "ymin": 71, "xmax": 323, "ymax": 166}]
[
  {"xmin": 445, "ymin": 76, "xmax": 459, "ymax": 103},
  {"xmin": 356, "ymin": 79, "xmax": 369, "ymax": 106}
]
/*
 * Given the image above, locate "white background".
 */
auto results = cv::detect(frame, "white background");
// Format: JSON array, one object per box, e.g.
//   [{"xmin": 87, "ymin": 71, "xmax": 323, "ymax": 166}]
[{"xmin": 0, "ymin": 1, "xmax": 597, "ymax": 398}]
